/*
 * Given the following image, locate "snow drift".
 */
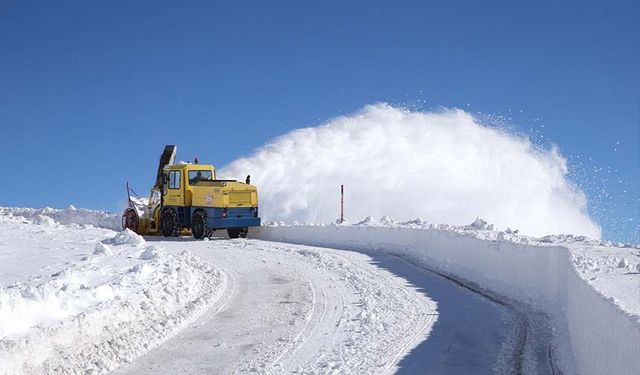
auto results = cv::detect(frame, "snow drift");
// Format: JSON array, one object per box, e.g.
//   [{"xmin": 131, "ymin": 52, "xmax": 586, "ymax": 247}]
[
  {"xmin": 0, "ymin": 211, "xmax": 225, "ymax": 375},
  {"xmin": 0, "ymin": 206, "xmax": 120, "ymax": 231},
  {"xmin": 254, "ymin": 223, "xmax": 640, "ymax": 375},
  {"xmin": 220, "ymin": 103, "xmax": 601, "ymax": 238}
]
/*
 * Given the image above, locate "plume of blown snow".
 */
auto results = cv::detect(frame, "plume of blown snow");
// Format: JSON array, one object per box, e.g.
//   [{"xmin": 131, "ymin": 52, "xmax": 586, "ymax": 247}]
[{"xmin": 219, "ymin": 103, "xmax": 601, "ymax": 238}]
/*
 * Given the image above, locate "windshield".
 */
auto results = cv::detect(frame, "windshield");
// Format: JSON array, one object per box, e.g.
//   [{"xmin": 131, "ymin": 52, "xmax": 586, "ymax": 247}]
[{"xmin": 188, "ymin": 170, "xmax": 213, "ymax": 185}]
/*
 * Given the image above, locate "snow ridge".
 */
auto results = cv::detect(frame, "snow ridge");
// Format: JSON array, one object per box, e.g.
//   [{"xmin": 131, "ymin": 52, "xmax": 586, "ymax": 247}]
[
  {"xmin": 0, "ymin": 206, "xmax": 120, "ymax": 231},
  {"xmin": 0, "ymin": 229, "xmax": 225, "ymax": 375}
]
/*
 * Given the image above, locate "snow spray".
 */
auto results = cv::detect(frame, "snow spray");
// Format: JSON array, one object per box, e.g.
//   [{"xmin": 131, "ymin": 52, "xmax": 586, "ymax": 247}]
[{"xmin": 219, "ymin": 103, "xmax": 601, "ymax": 238}]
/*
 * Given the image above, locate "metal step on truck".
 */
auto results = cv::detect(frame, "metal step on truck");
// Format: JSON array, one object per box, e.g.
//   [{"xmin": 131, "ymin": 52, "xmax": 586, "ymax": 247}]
[{"xmin": 122, "ymin": 145, "xmax": 260, "ymax": 239}]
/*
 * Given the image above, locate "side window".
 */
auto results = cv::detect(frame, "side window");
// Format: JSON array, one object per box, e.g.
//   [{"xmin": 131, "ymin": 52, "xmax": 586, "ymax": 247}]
[{"xmin": 169, "ymin": 170, "xmax": 181, "ymax": 189}]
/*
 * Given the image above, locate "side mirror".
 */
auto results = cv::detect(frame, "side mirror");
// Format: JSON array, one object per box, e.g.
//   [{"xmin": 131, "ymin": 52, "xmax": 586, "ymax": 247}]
[{"xmin": 162, "ymin": 174, "xmax": 168, "ymax": 195}]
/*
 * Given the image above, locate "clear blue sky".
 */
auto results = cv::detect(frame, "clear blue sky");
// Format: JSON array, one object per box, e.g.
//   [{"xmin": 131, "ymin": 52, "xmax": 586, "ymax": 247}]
[{"xmin": 1, "ymin": 0, "xmax": 638, "ymax": 242}]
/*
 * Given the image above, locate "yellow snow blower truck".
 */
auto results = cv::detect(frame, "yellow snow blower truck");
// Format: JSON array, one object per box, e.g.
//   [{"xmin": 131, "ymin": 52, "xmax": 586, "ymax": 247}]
[{"xmin": 122, "ymin": 145, "xmax": 260, "ymax": 239}]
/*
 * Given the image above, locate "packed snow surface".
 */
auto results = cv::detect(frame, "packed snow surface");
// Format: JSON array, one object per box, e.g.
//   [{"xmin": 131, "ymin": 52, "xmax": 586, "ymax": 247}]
[
  {"xmin": 220, "ymin": 103, "xmax": 601, "ymax": 238},
  {"xmin": 0, "ymin": 209, "xmax": 224, "ymax": 374},
  {"xmin": 118, "ymin": 240, "xmax": 442, "ymax": 374}
]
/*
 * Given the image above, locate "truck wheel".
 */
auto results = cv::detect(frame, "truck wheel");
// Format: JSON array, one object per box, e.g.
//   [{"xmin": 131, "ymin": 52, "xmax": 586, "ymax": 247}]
[
  {"xmin": 122, "ymin": 208, "xmax": 139, "ymax": 233},
  {"xmin": 160, "ymin": 208, "xmax": 180, "ymax": 237},
  {"xmin": 227, "ymin": 227, "xmax": 248, "ymax": 239},
  {"xmin": 192, "ymin": 210, "xmax": 207, "ymax": 240}
]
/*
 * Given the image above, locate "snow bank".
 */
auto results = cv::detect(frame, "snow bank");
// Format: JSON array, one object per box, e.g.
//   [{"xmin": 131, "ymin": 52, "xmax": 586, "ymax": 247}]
[
  {"xmin": 0, "ymin": 206, "xmax": 120, "ymax": 231},
  {"xmin": 220, "ymin": 103, "xmax": 600, "ymax": 238},
  {"xmin": 0, "ymin": 229, "xmax": 225, "ymax": 374},
  {"xmin": 254, "ymin": 223, "xmax": 640, "ymax": 375}
]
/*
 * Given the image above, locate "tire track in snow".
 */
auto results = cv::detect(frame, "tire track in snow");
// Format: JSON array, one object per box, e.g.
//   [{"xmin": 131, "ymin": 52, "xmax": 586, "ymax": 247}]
[
  {"xmin": 267, "ymin": 245, "xmax": 436, "ymax": 374},
  {"xmin": 267, "ymin": 271, "xmax": 324, "ymax": 371},
  {"xmin": 319, "ymin": 250, "xmax": 437, "ymax": 374},
  {"xmin": 189, "ymin": 269, "xmax": 237, "ymax": 329},
  {"xmin": 119, "ymin": 239, "xmax": 437, "ymax": 374},
  {"xmin": 388, "ymin": 253, "xmax": 561, "ymax": 375},
  {"xmin": 114, "ymin": 269, "xmax": 235, "ymax": 374}
]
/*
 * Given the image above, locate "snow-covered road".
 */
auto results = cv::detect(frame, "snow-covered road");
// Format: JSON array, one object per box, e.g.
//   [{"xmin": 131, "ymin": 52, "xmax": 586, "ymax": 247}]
[
  {"xmin": 116, "ymin": 238, "xmax": 524, "ymax": 374},
  {"xmin": 117, "ymin": 238, "xmax": 433, "ymax": 374},
  {"xmin": 4, "ymin": 208, "xmax": 638, "ymax": 374}
]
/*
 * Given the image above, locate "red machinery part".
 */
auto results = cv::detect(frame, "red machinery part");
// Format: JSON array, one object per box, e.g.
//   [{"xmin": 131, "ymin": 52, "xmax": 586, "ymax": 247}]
[{"xmin": 122, "ymin": 207, "xmax": 140, "ymax": 233}]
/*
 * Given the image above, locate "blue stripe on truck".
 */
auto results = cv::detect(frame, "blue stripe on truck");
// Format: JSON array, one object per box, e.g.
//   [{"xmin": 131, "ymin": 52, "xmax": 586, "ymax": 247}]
[{"xmin": 164, "ymin": 206, "xmax": 260, "ymax": 229}]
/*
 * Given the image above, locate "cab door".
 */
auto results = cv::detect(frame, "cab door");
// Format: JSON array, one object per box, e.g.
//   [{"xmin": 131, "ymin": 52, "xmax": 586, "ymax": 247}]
[{"xmin": 164, "ymin": 170, "xmax": 185, "ymax": 206}]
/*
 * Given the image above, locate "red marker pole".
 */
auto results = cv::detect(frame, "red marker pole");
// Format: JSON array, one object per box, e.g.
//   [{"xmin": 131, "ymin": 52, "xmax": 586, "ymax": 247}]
[{"xmin": 340, "ymin": 184, "xmax": 344, "ymax": 223}]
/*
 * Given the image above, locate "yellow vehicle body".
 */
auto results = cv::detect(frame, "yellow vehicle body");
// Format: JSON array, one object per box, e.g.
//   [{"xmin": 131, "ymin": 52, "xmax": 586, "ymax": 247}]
[
  {"xmin": 123, "ymin": 145, "xmax": 260, "ymax": 239},
  {"xmin": 158, "ymin": 163, "xmax": 260, "ymax": 238},
  {"xmin": 163, "ymin": 164, "xmax": 258, "ymax": 208}
]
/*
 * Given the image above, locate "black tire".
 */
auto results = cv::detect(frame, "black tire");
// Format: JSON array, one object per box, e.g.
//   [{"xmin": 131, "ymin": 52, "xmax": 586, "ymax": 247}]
[
  {"xmin": 160, "ymin": 208, "xmax": 180, "ymax": 237},
  {"xmin": 192, "ymin": 210, "xmax": 207, "ymax": 240},
  {"xmin": 227, "ymin": 227, "xmax": 248, "ymax": 239}
]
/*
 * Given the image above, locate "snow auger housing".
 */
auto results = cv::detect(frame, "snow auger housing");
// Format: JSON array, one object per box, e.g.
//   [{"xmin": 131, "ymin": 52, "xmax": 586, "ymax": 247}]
[{"xmin": 122, "ymin": 145, "xmax": 260, "ymax": 239}]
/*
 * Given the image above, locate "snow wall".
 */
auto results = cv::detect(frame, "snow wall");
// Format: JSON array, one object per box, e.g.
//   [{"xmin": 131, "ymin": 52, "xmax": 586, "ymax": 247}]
[{"xmin": 254, "ymin": 225, "xmax": 640, "ymax": 375}]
